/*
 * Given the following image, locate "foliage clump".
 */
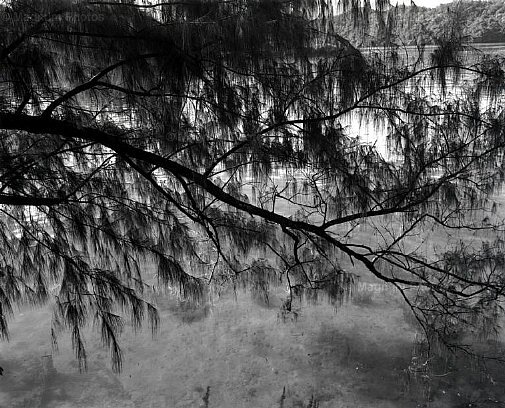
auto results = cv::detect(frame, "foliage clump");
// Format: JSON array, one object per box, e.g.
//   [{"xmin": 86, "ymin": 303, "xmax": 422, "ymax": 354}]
[{"xmin": 0, "ymin": 0, "xmax": 505, "ymax": 372}]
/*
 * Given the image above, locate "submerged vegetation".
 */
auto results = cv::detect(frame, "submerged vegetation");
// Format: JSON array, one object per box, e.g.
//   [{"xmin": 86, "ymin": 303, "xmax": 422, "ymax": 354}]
[{"xmin": 0, "ymin": 0, "xmax": 505, "ymax": 378}]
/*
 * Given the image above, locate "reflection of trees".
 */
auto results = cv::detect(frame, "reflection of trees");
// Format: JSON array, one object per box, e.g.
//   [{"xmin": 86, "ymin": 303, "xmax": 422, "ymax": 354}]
[{"xmin": 1, "ymin": 0, "xmax": 505, "ymax": 372}]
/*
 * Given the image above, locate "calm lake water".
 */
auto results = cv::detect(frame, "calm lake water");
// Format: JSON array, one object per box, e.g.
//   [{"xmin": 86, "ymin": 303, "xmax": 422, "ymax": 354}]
[
  {"xmin": 2, "ymin": 43, "xmax": 505, "ymax": 408},
  {"xmin": 347, "ymin": 43, "xmax": 505, "ymax": 158}
]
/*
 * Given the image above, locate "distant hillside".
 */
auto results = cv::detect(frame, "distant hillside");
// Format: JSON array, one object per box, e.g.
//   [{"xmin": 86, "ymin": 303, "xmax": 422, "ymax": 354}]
[{"xmin": 331, "ymin": 0, "xmax": 505, "ymax": 46}]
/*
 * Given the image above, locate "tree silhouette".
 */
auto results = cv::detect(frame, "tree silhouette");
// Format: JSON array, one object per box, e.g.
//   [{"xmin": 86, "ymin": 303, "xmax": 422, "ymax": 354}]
[{"xmin": 1, "ymin": 0, "xmax": 505, "ymax": 372}]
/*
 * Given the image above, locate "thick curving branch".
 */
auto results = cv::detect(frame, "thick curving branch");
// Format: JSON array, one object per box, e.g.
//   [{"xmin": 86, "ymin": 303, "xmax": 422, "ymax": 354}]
[{"xmin": 0, "ymin": 112, "xmax": 421, "ymax": 287}]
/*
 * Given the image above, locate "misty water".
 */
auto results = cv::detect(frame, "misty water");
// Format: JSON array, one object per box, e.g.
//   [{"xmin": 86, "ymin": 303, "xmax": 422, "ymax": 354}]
[{"xmin": 2, "ymin": 45, "xmax": 505, "ymax": 408}]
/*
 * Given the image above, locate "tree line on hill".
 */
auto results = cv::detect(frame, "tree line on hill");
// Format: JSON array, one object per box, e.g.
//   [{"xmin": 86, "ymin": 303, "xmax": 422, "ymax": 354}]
[{"xmin": 332, "ymin": 0, "xmax": 505, "ymax": 46}]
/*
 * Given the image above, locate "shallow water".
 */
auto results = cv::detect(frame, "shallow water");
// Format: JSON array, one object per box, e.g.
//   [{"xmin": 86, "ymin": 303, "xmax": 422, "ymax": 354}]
[{"xmin": 1, "ymin": 285, "xmax": 504, "ymax": 408}]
